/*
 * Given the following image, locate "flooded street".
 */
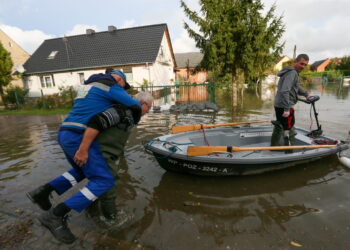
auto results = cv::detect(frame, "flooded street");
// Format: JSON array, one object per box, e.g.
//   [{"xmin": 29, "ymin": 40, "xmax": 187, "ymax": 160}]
[{"xmin": 1, "ymin": 82, "xmax": 350, "ymax": 249}]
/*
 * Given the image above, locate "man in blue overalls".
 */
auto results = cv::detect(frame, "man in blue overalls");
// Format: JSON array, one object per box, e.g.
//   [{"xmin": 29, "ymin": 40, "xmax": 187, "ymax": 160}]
[{"xmin": 26, "ymin": 70, "xmax": 142, "ymax": 244}]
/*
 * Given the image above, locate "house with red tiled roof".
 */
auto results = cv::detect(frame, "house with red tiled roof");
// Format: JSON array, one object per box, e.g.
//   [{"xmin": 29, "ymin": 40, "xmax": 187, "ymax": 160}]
[
  {"xmin": 174, "ymin": 52, "xmax": 207, "ymax": 83},
  {"xmin": 311, "ymin": 58, "xmax": 331, "ymax": 72}
]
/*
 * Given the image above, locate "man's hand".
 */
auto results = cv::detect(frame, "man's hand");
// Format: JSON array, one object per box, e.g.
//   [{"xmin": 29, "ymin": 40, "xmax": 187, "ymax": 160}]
[
  {"xmin": 74, "ymin": 149, "xmax": 88, "ymax": 167},
  {"xmin": 282, "ymin": 111, "xmax": 290, "ymax": 117}
]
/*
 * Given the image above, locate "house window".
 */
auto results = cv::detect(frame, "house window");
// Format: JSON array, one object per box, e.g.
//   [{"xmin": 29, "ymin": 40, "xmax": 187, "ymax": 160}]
[
  {"xmin": 40, "ymin": 75, "xmax": 55, "ymax": 88},
  {"xmin": 123, "ymin": 67, "xmax": 133, "ymax": 83},
  {"xmin": 9, "ymin": 42, "xmax": 12, "ymax": 47},
  {"xmin": 48, "ymin": 51, "xmax": 58, "ymax": 59},
  {"xmin": 78, "ymin": 73, "xmax": 85, "ymax": 84}
]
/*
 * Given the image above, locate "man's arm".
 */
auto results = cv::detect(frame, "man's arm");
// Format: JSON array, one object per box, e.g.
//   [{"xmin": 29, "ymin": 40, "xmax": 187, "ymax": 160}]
[
  {"xmin": 109, "ymin": 85, "xmax": 142, "ymax": 124},
  {"xmin": 73, "ymin": 128, "xmax": 100, "ymax": 167},
  {"xmin": 73, "ymin": 105, "xmax": 133, "ymax": 167}
]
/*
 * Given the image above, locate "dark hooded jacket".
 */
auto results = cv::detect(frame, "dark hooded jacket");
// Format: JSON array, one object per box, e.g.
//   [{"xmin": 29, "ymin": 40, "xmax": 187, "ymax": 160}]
[{"xmin": 274, "ymin": 67, "xmax": 309, "ymax": 111}]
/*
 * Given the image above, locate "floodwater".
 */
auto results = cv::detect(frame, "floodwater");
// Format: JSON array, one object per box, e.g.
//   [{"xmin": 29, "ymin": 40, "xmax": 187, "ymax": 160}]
[{"xmin": 1, "ymin": 82, "xmax": 350, "ymax": 249}]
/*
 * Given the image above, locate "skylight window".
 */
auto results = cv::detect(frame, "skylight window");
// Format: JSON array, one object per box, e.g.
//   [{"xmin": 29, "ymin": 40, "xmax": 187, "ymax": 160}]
[{"xmin": 48, "ymin": 51, "xmax": 58, "ymax": 59}]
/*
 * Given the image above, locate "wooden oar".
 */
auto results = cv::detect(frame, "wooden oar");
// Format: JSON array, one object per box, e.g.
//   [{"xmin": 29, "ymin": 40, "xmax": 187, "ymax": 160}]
[
  {"xmin": 171, "ymin": 120, "xmax": 269, "ymax": 134},
  {"xmin": 187, "ymin": 145, "xmax": 337, "ymax": 156}
]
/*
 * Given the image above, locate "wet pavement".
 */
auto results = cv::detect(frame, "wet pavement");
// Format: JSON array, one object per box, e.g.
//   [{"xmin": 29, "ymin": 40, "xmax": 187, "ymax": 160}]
[{"xmin": 1, "ymin": 82, "xmax": 350, "ymax": 249}]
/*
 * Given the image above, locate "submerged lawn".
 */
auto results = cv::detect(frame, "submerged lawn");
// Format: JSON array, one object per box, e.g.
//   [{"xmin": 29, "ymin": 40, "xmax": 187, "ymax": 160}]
[{"xmin": 0, "ymin": 109, "xmax": 70, "ymax": 115}]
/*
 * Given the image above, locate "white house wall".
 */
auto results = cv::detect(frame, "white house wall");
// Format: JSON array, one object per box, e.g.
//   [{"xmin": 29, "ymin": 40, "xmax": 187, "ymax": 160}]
[
  {"xmin": 26, "ymin": 69, "xmax": 103, "ymax": 97},
  {"xmin": 153, "ymin": 33, "xmax": 175, "ymax": 86},
  {"xmin": 131, "ymin": 34, "xmax": 175, "ymax": 87}
]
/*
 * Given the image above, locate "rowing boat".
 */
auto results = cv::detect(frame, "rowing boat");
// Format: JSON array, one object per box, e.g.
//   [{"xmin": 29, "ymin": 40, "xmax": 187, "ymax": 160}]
[{"xmin": 144, "ymin": 125, "xmax": 348, "ymax": 176}]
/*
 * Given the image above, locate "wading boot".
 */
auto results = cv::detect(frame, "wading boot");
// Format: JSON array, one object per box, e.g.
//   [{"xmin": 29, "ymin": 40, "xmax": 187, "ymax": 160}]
[
  {"xmin": 38, "ymin": 209, "xmax": 76, "ymax": 244},
  {"xmin": 285, "ymin": 128, "xmax": 297, "ymax": 154},
  {"xmin": 100, "ymin": 209, "xmax": 130, "ymax": 227},
  {"xmin": 284, "ymin": 130, "xmax": 292, "ymax": 154},
  {"xmin": 270, "ymin": 121, "xmax": 283, "ymax": 146},
  {"xmin": 26, "ymin": 184, "xmax": 53, "ymax": 210},
  {"xmin": 85, "ymin": 200, "xmax": 100, "ymax": 218}
]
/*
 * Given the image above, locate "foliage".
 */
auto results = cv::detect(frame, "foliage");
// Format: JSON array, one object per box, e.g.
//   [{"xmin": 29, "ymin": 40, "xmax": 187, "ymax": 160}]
[
  {"xmin": 0, "ymin": 42, "xmax": 14, "ymax": 108},
  {"xmin": 326, "ymin": 70, "xmax": 343, "ymax": 81},
  {"xmin": 58, "ymin": 86, "xmax": 77, "ymax": 99},
  {"xmin": 207, "ymin": 71, "xmax": 232, "ymax": 87},
  {"xmin": 3, "ymin": 85, "xmax": 28, "ymax": 107},
  {"xmin": 298, "ymin": 65, "xmax": 313, "ymax": 83},
  {"xmin": 282, "ymin": 59, "xmax": 293, "ymax": 68},
  {"xmin": 336, "ymin": 56, "xmax": 350, "ymax": 70}
]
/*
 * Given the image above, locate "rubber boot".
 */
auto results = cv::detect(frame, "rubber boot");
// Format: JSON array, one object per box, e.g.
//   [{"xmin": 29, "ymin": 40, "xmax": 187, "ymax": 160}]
[
  {"xmin": 100, "ymin": 193, "xmax": 117, "ymax": 220},
  {"xmin": 85, "ymin": 200, "xmax": 100, "ymax": 218},
  {"xmin": 26, "ymin": 184, "xmax": 53, "ymax": 211},
  {"xmin": 289, "ymin": 127, "xmax": 297, "ymax": 145},
  {"xmin": 39, "ymin": 208, "xmax": 76, "ymax": 244},
  {"xmin": 99, "ymin": 190, "xmax": 129, "ymax": 227},
  {"xmin": 270, "ymin": 121, "xmax": 283, "ymax": 146},
  {"xmin": 284, "ymin": 130, "xmax": 293, "ymax": 154}
]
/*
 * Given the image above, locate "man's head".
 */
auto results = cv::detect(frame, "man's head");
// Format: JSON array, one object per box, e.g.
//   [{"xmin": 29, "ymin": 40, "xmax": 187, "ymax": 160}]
[
  {"xmin": 293, "ymin": 54, "xmax": 309, "ymax": 73},
  {"xmin": 134, "ymin": 91, "xmax": 154, "ymax": 115},
  {"xmin": 107, "ymin": 69, "xmax": 131, "ymax": 90}
]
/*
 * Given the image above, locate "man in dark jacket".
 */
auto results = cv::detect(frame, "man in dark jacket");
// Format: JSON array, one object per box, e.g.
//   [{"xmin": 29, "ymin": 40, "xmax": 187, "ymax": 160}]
[{"xmin": 271, "ymin": 54, "xmax": 315, "ymax": 147}]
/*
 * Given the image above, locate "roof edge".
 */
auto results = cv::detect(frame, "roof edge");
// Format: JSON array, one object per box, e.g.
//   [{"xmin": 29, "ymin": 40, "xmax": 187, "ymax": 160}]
[{"xmin": 23, "ymin": 62, "xmax": 155, "ymax": 75}]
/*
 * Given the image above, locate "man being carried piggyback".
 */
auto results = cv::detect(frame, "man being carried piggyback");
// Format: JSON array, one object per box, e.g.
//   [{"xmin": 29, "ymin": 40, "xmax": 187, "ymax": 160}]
[{"xmin": 27, "ymin": 69, "xmax": 153, "ymax": 244}]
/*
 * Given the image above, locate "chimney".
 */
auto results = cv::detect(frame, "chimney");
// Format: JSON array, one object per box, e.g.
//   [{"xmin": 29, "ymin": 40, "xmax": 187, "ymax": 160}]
[
  {"xmin": 86, "ymin": 29, "xmax": 95, "ymax": 35},
  {"xmin": 108, "ymin": 25, "xmax": 117, "ymax": 32}
]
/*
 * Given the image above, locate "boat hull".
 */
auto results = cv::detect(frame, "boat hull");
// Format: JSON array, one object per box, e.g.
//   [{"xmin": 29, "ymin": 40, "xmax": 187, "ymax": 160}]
[{"xmin": 153, "ymin": 152, "xmax": 328, "ymax": 176}]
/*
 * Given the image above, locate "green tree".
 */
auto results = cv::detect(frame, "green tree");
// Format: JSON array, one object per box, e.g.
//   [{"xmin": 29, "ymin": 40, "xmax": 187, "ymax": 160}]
[
  {"xmin": 336, "ymin": 56, "xmax": 350, "ymax": 70},
  {"xmin": 0, "ymin": 42, "xmax": 13, "ymax": 108},
  {"xmin": 181, "ymin": 0, "xmax": 284, "ymax": 106}
]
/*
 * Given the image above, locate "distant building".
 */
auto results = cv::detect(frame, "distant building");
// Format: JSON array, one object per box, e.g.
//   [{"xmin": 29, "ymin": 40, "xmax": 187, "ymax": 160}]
[
  {"xmin": 274, "ymin": 55, "xmax": 292, "ymax": 72},
  {"xmin": 0, "ymin": 29, "xmax": 30, "ymax": 88},
  {"xmin": 311, "ymin": 58, "xmax": 331, "ymax": 72},
  {"xmin": 175, "ymin": 52, "xmax": 207, "ymax": 83},
  {"xmin": 23, "ymin": 24, "xmax": 176, "ymax": 97}
]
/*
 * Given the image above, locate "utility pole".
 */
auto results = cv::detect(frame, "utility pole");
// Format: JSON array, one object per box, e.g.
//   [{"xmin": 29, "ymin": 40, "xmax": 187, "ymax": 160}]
[{"xmin": 293, "ymin": 45, "xmax": 297, "ymax": 60}]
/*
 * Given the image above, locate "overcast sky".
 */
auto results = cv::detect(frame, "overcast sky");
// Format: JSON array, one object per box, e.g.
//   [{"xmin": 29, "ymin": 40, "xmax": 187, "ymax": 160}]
[{"xmin": 0, "ymin": 0, "xmax": 349, "ymax": 62}]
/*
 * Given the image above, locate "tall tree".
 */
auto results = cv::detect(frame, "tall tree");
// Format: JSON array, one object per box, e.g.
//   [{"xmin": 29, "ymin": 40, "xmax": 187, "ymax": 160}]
[
  {"xmin": 0, "ymin": 42, "xmax": 13, "ymax": 108},
  {"xmin": 181, "ymin": 0, "xmax": 284, "ymax": 106}
]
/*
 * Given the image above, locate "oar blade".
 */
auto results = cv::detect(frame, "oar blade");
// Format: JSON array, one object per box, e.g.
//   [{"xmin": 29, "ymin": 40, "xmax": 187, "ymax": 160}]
[
  {"xmin": 187, "ymin": 146, "xmax": 228, "ymax": 156},
  {"xmin": 171, "ymin": 125, "xmax": 199, "ymax": 134}
]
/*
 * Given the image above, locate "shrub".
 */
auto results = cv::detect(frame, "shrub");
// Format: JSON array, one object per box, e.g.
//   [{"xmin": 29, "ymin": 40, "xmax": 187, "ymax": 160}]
[{"xmin": 3, "ymin": 86, "xmax": 29, "ymax": 107}]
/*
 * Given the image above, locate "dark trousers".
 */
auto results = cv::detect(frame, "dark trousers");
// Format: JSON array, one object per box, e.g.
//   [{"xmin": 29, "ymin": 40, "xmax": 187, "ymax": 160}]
[{"xmin": 274, "ymin": 107, "xmax": 295, "ymax": 130}]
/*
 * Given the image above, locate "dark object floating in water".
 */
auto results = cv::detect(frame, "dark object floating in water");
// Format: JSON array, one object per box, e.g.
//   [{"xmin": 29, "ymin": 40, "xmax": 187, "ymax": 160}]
[{"xmin": 169, "ymin": 102, "xmax": 219, "ymax": 112}]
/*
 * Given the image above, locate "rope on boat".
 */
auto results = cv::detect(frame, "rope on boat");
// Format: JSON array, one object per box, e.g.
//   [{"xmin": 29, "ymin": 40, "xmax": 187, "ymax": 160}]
[
  {"xmin": 200, "ymin": 124, "xmax": 210, "ymax": 146},
  {"xmin": 143, "ymin": 138, "xmax": 194, "ymax": 159}
]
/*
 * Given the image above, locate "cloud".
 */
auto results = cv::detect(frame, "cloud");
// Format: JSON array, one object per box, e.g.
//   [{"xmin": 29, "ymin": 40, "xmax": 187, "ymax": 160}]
[
  {"xmin": 121, "ymin": 20, "xmax": 136, "ymax": 29},
  {"xmin": 64, "ymin": 24, "xmax": 99, "ymax": 36},
  {"xmin": 262, "ymin": 0, "xmax": 350, "ymax": 60},
  {"xmin": 0, "ymin": 24, "xmax": 53, "ymax": 54},
  {"xmin": 172, "ymin": 30, "xmax": 199, "ymax": 53}
]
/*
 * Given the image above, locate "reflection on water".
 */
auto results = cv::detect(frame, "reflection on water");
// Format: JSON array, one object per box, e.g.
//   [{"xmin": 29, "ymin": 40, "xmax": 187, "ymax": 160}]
[{"xmin": 0, "ymin": 82, "xmax": 350, "ymax": 249}]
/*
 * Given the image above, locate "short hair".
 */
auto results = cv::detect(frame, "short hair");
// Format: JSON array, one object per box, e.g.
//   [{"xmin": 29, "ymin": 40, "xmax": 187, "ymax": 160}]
[
  {"xmin": 296, "ymin": 54, "xmax": 309, "ymax": 62},
  {"xmin": 135, "ymin": 91, "xmax": 153, "ymax": 104},
  {"xmin": 105, "ymin": 68, "xmax": 114, "ymax": 74}
]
